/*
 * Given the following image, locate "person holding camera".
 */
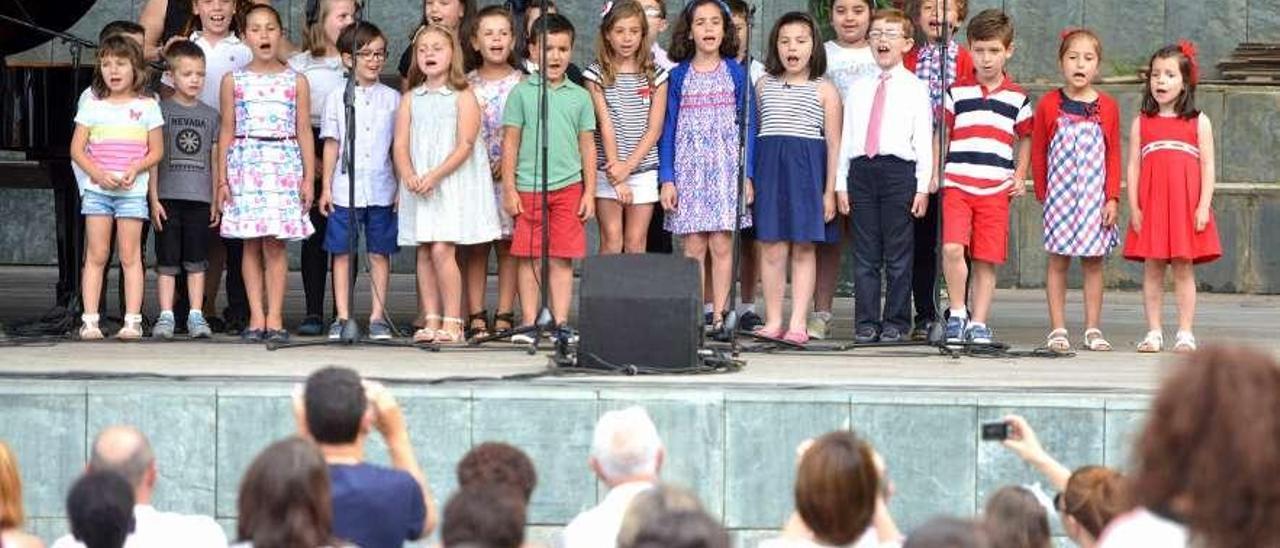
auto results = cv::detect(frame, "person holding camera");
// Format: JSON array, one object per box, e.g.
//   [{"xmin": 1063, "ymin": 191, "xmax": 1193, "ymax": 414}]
[
  {"xmin": 997, "ymin": 415, "xmax": 1128, "ymax": 548},
  {"xmin": 293, "ymin": 367, "xmax": 439, "ymax": 548}
]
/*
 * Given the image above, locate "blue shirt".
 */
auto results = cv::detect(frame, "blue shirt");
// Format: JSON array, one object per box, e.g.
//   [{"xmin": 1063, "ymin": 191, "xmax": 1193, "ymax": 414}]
[{"xmin": 329, "ymin": 463, "xmax": 425, "ymax": 548}]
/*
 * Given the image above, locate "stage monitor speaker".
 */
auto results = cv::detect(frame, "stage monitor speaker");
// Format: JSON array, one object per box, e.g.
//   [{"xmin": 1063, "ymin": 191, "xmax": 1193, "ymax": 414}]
[{"xmin": 578, "ymin": 254, "xmax": 702, "ymax": 371}]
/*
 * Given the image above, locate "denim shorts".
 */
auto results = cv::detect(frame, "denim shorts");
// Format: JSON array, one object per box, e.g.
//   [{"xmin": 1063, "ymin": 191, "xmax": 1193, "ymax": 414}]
[
  {"xmin": 81, "ymin": 191, "xmax": 149, "ymax": 219},
  {"xmin": 323, "ymin": 205, "xmax": 399, "ymax": 255}
]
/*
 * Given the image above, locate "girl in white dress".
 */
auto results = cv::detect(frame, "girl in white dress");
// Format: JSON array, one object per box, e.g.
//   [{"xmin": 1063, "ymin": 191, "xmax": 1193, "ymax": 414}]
[{"xmin": 394, "ymin": 24, "xmax": 501, "ymax": 344}]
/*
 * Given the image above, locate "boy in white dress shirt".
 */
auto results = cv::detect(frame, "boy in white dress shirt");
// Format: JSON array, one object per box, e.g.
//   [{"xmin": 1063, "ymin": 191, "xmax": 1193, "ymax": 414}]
[
  {"xmin": 835, "ymin": 9, "xmax": 933, "ymax": 344},
  {"xmin": 318, "ymin": 21, "xmax": 401, "ymax": 341}
]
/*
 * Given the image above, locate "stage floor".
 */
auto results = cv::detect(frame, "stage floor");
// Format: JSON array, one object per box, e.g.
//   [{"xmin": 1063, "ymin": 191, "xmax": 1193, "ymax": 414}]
[{"xmin": 2, "ymin": 266, "xmax": 1276, "ymax": 394}]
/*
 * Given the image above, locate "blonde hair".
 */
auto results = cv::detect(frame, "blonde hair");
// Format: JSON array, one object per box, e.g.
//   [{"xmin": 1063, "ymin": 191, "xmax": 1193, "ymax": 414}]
[
  {"xmin": 405, "ymin": 24, "xmax": 471, "ymax": 92},
  {"xmin": 303, "ymin": 0, "xmax": 362, "ymax": 57},
  {"xmin": 0, "ymin": 441, "xmax": 25, "ymax": 529},
  {"xmin": 594, "ymin": 0, "xmax": 657, "ymax": 88}
]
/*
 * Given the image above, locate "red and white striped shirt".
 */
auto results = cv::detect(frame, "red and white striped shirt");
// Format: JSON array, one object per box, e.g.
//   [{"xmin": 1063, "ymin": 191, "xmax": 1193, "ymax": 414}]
[{"xmin": 943, "ymin": 77, "xmax": 1033, "ymax": 195}]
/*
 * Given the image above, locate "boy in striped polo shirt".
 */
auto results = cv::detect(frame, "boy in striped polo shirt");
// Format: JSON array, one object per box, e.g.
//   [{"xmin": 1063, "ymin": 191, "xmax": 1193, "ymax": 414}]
[{"xmin": 939, "ymin": 9, "xmax": 1032, "ymax": 345}]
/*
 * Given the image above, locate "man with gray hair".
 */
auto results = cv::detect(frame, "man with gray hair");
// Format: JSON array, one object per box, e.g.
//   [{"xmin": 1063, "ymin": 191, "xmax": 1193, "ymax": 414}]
[
  {"xmin": 561, "ymin": 406, "xmax": 664, "ymax": 548},
  {"xmin": 50, "ymin": 425, "xmax": 225, "ymax": 548}
]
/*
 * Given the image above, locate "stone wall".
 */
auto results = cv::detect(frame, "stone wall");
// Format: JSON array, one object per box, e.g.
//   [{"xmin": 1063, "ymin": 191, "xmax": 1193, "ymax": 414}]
[
  {"xmin": 0, "ymin": 379, "xmax": 1151, "ymax": 547},
  {"xmin": 7, "ymin": 0, "xmax": 1280, "ymax": 82}
]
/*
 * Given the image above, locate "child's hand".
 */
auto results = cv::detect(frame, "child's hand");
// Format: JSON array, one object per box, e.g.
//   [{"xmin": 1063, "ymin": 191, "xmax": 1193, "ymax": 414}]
[
  {"xmin": 606, "ymin": 160, "xmax": 633, "ymax": 186},
  {"xmin": 823, "ymin": 192, "xmax": 836, "ymax": 222},
  {"xmin": 150, "ymin": 199, "xmax": 167, "ymax": 231},
  {"xmin": 836, "ymin": 191, "xmax": 851, "ymax": 216},
  {"xmin": 660, "ymin": 182, "xmax": 677, "ymax": 211},
  {"xmin": 120, "ymin": 166, "xmax": 139, "ymax": 190},
  {"xmin": 503, "ymin": 188, "xmax": 523, "ymax": 217},
  {"xmin": 744, "ymin": 178, "xmax": 754, "ymax": 206},
  {"xmin": 614, "ymin": 182, "xmax": 634, "ymax": 205},
  {"xmin": 1195, "ymin": 206, "xmax": 1211, "ymax": 232},
  {"xmin": 92, "ymin": 169, "xmax": 118, "ymax": 190},
  {"xmin": 1102, "ymin": 199, "xmax": 1118, "ymax": 227},
  {"xmin": 419, "ymin": 173, "xmax": 439, "ymax": 195},
  {"xmin": 300, "ymin": 184, "xmax": 313, "ymax": 213},
  {"xmin": 911, "ymin": 192, "xmax": 929, "ymax": 219},
  {"xmin": 218, "ymin": 183, "xmax": 233, "ymax": 211},
  {"xmin": 1007, "ymin": 178, "xmax": 1025, "ymax": 197},
  {"xmin": 318, "ymin": 192, "xmax": 334, "ymax": 217},
  {"xmin": 578, "ymin": 190, "xmax": 595, "ymax": 222},
  {"xmin": 929, "ymin": 176, "xmax": 939, "ymax": 194},
  {"xmin": 208, "ymin": 202, "xmax": 221, "ymax": 228},
  {"xmin": 392, "ymin": 192, "xmax": 400, "ymax": 213},
  {"xmin": 1129, "ymin": 207, "xmax": 1143, "ymax": 233}
]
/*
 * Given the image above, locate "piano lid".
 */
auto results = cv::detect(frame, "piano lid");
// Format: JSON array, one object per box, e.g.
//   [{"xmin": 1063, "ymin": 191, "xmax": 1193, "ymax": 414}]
[{"xmin": 1, "ymin": 0, "xmax": 98, "ymax": 55}]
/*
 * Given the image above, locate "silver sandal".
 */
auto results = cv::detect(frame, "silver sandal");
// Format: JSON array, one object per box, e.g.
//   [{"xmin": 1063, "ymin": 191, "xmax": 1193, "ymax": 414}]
[
  {"xmin": 1083, "ymin": 328, "xmax": 1112, "ymax": 352},
  {"xmin": 1137, "ymin": 330, "xmax": 1163, "ymax": 353}
]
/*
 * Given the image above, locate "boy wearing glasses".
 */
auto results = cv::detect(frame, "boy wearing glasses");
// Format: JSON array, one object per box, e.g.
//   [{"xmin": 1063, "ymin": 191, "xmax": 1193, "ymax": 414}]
[
  {"xmin": 317, "ymin": 21, "xmax": 401, "ymax": 341},
  {"xmin": 835, "ymin": 9, "xmax": 934, "ymax": 343}
]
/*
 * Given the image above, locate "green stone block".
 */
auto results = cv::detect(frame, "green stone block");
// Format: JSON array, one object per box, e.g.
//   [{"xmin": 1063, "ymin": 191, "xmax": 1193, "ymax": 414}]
[
  {"xmin": 0, "ymin": 393, "xmax": 87, "ymax": 518},
  {"xmin": 215, "ymin": 395, "xmax": 296, "ymax": 517}
]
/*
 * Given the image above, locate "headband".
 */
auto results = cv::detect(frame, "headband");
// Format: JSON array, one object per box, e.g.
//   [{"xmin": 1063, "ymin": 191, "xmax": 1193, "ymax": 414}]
[
  {"xmin": 682, "ymin": 0, "xmax": 732, "ymax": 18},
  {"xmin": 1178, "ymin": 39, "xmax": 1199, "ymax": 85}
]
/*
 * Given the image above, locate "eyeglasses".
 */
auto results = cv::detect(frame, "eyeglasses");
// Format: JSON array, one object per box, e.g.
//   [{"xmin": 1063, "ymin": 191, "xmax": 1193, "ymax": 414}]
[
  {"xmin": 867, "ymin": 30, "xmax": 904, "ymax": 40},
  {"xmin": 356, "ymin": 50, "xmax": 388, "ymax": 60}
]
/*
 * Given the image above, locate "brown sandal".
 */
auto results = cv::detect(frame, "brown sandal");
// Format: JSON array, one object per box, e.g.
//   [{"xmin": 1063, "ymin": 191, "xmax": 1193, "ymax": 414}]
[
  {"xmin": 466, "ymin": 310, "xmax": 490, "ymax": 339},
  {"xmin": 493, "ymin": 311, "xmax": 516, "ymax": 334},
  {"xmin": 435, "ymin": 317, "xmax": 465, "ymax": 345}
]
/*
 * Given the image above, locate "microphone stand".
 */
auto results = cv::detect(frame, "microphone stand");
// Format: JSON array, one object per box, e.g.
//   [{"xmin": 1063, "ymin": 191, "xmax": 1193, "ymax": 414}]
[
  {"xmin": 269, "ymin": 8, "xmax": 413, "ymax": 350},
  {"xmin": 927, "ymin": 0, "xmax": 950, "ymax": 348},
  {"xmin": 466, "ymin": 4, "xmax": 563, "ymax": 363},
  {"xmin": 719, "ymin": 4, "xmax": 755, "ymax": 357}
]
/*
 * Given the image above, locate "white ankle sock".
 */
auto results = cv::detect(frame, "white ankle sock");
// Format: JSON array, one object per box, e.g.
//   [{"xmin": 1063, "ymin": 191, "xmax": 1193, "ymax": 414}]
[
  {"xmin": 950, "ymin": 308, "xmax": 968, "ymax": 321},
  {"xmin": 82, "ymin": 313, "xmax": 100, "ymax": 325}
]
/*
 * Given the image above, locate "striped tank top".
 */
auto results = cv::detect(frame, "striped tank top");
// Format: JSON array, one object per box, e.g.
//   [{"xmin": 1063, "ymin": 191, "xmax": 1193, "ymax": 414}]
[
  {"xmin": 583, "ymin": 62, "xmax": 669, "ymax": 173},
  {"xmin": 757, "ymin": 74, "xmax": 826, "ymax": 140}
]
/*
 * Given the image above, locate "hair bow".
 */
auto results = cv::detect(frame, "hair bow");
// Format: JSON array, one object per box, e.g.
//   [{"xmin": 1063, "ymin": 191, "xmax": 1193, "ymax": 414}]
[
  {"xmin": 1178, "ymin": 39, "xmax": 1199, "ymax": 84},
  {"xmin": 601, "ymin": 0, "xmax": 615, "ymax": 18},
  {"xmin": 1059, "ymin": 27, "xmax": 1081, "ymax": 43}
]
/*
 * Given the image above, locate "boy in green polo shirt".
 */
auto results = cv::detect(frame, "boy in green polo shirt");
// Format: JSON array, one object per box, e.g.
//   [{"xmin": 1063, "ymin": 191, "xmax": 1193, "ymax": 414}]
[{"xmin": 501, "ymin": 13, "xmax": 597, "ymax": 340}]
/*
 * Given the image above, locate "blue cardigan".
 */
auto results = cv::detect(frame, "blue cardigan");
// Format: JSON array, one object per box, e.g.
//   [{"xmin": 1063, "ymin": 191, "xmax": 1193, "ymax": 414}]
[{"xmin": 658, "ymin": 57, "xmax": 757, "ymax": 184}]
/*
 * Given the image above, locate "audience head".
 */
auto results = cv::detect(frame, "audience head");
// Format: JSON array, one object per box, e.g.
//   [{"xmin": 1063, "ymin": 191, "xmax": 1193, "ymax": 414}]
[
  {"xmin": 903, "ymin": 517, "xmax": 991, "ymax": 548},
  {"xmin": 89, "ymin": 426, "xmax": 157, "ymax": 503},
  {"xmin": 304, "ymin": 366, "xmax": 370, "ymax": 445},
  {"xmin": 983, "ymin": 486, "xmax": 1050, "ymax": 548},
  {"xmin": 1, "ymin": 441, "xmax": 26, "ymax": 530},
  {"xmin": 629, "ymin": 509, "xmax": 729, "ymax": 548},
  {"xmin": 1131, "ymin": 346, "xmax": 1280, "ymax": 548},
  {"xmin": 1057, "ymin": 466, "xmax": 1128, "ymax": 544},
  {"xmin": 236, "ymin": 436, "xmax": 335, "ymax": 548},
  {"xmin": 794, "ymin": 430, "xmax": 879, "ymax": 546},
  {"xmin": 66, "ymin": 471, "xmax": 136, "ymax": 548},
  {"xmin": 589, "ymin": 407, "xmax": 664, "ymax": 486},
  {"xmin": 456, "ymin": 442, "xmax": 538, "ymax": 503},
  {"xmin": 618, "ymin": 484, "xmax": 706, "ymax": 548},
  {"xmin": 441, "ymin": 484, "xmax": 526, "ymax": 548}
]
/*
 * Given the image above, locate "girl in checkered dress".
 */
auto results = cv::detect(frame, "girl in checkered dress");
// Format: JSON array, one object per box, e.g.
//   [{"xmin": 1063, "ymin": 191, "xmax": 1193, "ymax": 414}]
[{"xmin": 1030, "ymin": 29, "xmax": 1122, "ymax": 353}]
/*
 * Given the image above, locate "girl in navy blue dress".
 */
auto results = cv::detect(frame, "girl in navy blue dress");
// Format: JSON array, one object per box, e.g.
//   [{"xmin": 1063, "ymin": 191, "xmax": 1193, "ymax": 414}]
[{"xmin": 751, "ymin": 12, "xmax": 842, "ymax": 344}]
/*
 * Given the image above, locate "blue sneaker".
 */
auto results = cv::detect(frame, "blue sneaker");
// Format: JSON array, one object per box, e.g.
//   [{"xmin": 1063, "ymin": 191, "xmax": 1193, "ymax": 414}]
[
  {"xmin": 369, "ymin": 320, "xmax": 393, "ymax": 340},
  {"xmin": 327, "ymin": 319, "xmax": 345, "ymax": 341},
  {"xmin": 944, "ymin": 316, "xmax": 967, "ymax": 343},
  {"xmin": 296, "ymin": 315, "xmax": 325, "ymax": 336},
  {"xmin": 151, "ymin": 312, "xmax": 175, "ymax": 340},
  {"xmin": 187, "ymin": 311, "xmax": 213, "ymax": 339},
  {"xmin": 966, "ymin": 323, "xmax": 994, "ymax": 345}
]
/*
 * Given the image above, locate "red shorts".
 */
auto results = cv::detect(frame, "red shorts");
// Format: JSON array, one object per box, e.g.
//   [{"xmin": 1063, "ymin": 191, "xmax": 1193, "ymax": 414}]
[
  {"xmin": 511, "ymin": 184, "xmax": 586, "ymax": 259},
  {"xmin": 942, "ymin": 188, "xmax": 1010, "ymax": 264}
]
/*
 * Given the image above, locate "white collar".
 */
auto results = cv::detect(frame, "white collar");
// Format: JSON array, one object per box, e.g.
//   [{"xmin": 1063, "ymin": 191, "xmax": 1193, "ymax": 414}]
[
  {"xmin": 414, "ymin": 84, "xmax": 456, "ymax": 96},
  {"xmin": 190, "ymin": 31, "xmax": 242, "ymax": 46}
]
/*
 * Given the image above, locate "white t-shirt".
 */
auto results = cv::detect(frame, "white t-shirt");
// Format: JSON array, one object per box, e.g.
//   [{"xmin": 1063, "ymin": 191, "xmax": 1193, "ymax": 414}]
[
  {"xmin": 561, "ymin": 481, "xmax": 654, "ymax": 548},
  {"xmin": 823, "ymin": 40, "xmax": 877, "ymax": 100},
  {"xmin": 759, "ymin": 527, "xmax": 893, "ymax": 548},
  {"xmin": 320, "ymin": 80, "xmax": 400, "ymax": 207},
  {"xmin": 749, "ymin": 59, "xmax": 767, "ymax": 85},
  {"xmin": 1097, "ymin": 507, "xmax": 1190, "ymax": 548},
  {"xmin": 51, "ymin": 504, "xmax": 226, "ymax": 548},
  {"xmin": 288, "ymin": 52, "xmax": 346, "ymax": 128}
]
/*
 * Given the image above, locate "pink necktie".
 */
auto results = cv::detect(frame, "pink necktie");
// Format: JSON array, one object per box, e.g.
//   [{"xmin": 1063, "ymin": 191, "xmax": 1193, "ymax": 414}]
[{"xmin": 865, "ymin": 71, "xmax": 891, "ymax": 158}]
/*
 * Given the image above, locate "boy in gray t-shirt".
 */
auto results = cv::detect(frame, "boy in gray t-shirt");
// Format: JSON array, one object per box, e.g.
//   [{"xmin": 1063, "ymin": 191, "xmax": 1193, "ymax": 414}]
[{"xmin": 148, "ymin": 41, "xmax": 220, "ymax": 339}]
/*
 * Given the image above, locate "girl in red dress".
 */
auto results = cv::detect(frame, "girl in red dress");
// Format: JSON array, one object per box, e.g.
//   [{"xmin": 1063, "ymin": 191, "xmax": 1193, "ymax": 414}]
[{"xmin": 1123, "ymin": 41, "xmax": 1221, "ymax": 353}]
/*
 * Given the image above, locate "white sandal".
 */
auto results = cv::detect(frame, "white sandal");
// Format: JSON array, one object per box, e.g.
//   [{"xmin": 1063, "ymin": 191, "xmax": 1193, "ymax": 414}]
[
  {"xmin": 1082, "ymin": 328, "xmax": 1112, "ymax": 352},
  {"xmin": 1045, "ymin": 328, "xmax": 1071, "ymax": 353},
  {"xmin": 1136, "ymin": 330, "xmax": 1163, "ymax": 353},
  {"xmin": 1173, "ymin": 330, "xmax": 1197, "ymax": 353}
]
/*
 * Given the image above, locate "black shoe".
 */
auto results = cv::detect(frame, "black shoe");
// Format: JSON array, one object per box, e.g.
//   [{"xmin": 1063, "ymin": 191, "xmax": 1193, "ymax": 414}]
[
  {"xmin": 296, "ymin": 315, "xmax": 324, "ymax": 336},
  {"xmin": 910, "ymin": 323, "xmax": 932, "ymax": 342},
  {"xmin": 205, "ymin": 316, "xmax": 227, "ymax": 333},
  {"xmin": 704, "ymin": 311, "xmax": 714, "ymax": 326},
  {"xmin": 738, "ymin": 310, "xmax": 764, "ymax": 333},
  {"xmin": 880, "ymin": 327, "xmax": 904, "ymax": 343},
  {"xmin": 266, "ymin": 329, "xmax": 290, "ymax": 344},
  {"xmin": 240, "ymin": 328, "xmax": 264, "ymax": 343},
  {"xmin": 854, "ymin": 328, "xmax": 880, "ymax": 344}
]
